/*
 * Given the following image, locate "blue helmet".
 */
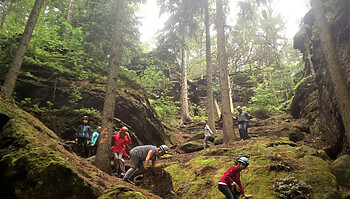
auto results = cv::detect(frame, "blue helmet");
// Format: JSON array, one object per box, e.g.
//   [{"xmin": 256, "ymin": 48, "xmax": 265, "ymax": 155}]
[
  {"xmin": 238, "ymin": 157, "xmax": 249, "ymax": 165},
  {"xmin": 160, "ymin": 145, "xmax": 169, "ymax": 153}
]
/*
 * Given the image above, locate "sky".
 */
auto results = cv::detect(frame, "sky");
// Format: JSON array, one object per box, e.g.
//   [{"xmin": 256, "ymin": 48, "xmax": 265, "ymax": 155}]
[{"xmin": 138, "ymin": 0, "xmax": 309, "ymax": 44}]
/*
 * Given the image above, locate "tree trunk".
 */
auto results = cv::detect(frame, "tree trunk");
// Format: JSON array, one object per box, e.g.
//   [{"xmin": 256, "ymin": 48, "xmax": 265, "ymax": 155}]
[
  {"xmin": 214, "ymin": 98, "xmax": 221, "ymax": 119},
  {"xmin": 65, "ymin": 0, "xmax": 75, "ymax": 36},
  {"xmin": 205, "ymin": 0, "xmax": 215, "ymax": 132},
  {"xmin": 216, "ymin": 0, "xmax": 236, "ymax": 143},
  {"xmin": 94, "ymin": 0, "xmax": 126, "ymax": 173},
  {"xmin": 311, "ymin": 0, "xmax": 350, "ymax": 153},
  {"xmin": 0, "ymin": 0, "xmax": 12, "ymax": 30},
  {"xmin": 1, "ymin": 0, "xmax": 45, "ymax": 100},
  {"xmin": 180, "ymin": 26, "xmax": 192, "ymax": 124}
]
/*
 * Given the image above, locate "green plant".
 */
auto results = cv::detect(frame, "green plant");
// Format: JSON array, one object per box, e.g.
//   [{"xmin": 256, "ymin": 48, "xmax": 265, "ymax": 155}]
[
  {"xmin": 273, "ymin": 176, "xmax": 312, "ymax": 199},
  {"xmin": 74, "ymin": 107, "xmax": 101, "ymax": 118},
  {"xmin": 151, "ymin": 94, "xmax": 179, "ymax": 124},
  {"xmin": 191, "ymin": 103, "xmax": 207, "ymax": 123},
  {"xmin": 21, "ymin": 98, "xmax": 32, "ymax": 105}
]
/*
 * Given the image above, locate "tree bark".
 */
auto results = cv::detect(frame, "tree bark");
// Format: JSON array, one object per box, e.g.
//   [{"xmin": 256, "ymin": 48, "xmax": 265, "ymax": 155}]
[
  {"xmin": 65, "ymin": 0, "xmax": 75, "ymax": 36},
  {"xmin": 0, "ymin": 0, "xmax": 12, "ymax": 30},
  {"xmin": 180, "ymin": 26, "xmax": 193, "ymax": 124},
  {"xmin": 205, "ymin": 0, "xmax": 216, "ymax": 132},
  {"xmin": 94, "ymin": 0, "xmax": 126, "ymax": 173},
  {"xmin": 1, "ymin": 0, "xmax": 45, "ymax": 100},
  {"xmin": 311, "ymin": 0, "xmax": 350, "ymax": 153},
  {"xmin": 216, "ymin": 0, "xmax": 236, "ymax": 142}
]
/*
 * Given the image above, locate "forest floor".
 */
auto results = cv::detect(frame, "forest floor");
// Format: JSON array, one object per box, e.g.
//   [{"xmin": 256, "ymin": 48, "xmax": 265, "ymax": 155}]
[{"xmin": 61, "ymin": 113, "xmax": 333, "ymax": 198}]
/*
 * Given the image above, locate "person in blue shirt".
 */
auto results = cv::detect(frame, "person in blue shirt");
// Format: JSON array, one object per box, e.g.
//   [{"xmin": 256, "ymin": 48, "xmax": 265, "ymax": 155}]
[
  {"xmin": 75, "ymin": 116, "xmax": 92, "ymax": 157},
  {"xmin": 89, "ymin": 126, "xmax": 100, "ymax": 157}
]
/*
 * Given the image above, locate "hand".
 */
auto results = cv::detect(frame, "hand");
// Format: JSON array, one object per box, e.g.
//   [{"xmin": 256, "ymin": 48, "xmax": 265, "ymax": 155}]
[
  {"xmin": 232, "ymin": 183, "xmax": 241, "ymax": 192},
  {"xmin": 75, "ymin": 138, "xmax": 78, "ymax": 142},
  {"xmin": 244, "ymin": 194, "xmax": 253, "ymax": 198}
]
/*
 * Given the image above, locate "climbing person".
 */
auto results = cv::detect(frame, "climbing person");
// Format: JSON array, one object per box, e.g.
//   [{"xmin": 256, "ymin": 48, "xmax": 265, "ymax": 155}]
[
  {"xmin": 218, "ymin": 157, "xmax": 253, "ymax": 199},
  {"xmin": 89, "ymin": 126, "xmax": 101, "ymax": 157},
  {"xmin": 111, "ymin": 126, "xmax": 132, "ymax": 177},
  {"xmin": 234, "ymin": 106, "xmax": 251, "ymax": 140},
  {"xmin": 200, "ymin": 120, "xmax": 214, "ymax": 148},
  {"xmin": 122, "ymin": 144, "xmax": 169, "ymax": 184},
  {"xmin": 75, "ymin": 116, "xmax": 92, "ymax": 158}
]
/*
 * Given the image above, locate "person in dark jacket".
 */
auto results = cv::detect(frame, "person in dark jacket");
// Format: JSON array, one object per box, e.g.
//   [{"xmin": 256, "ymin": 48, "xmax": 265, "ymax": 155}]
[
  {"xmin": 234, "ymin": 106, "xmax": 251, "ymax": 140},
  {"xmin": 75, "ymin": 116, "xmax": 92, "ymax": 157},
  {"xmin": 218, "ymin": 157, "xmax": 253, "ymax": 199}
]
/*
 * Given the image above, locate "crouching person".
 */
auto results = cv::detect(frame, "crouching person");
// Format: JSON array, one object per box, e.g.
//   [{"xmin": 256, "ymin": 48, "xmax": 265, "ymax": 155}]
[
  {"xmin": 218, "ymin": 157, "xmax": 253, "ymax": 199},
  {"xmin": 122, "ymin": 145, "xmax": 168, "ymax": 184}
]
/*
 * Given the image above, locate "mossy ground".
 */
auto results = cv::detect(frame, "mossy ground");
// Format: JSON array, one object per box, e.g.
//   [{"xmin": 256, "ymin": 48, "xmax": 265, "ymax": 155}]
[{"xmin": 164, "ymin": 137, "xmax": 340, "ymax": 199}]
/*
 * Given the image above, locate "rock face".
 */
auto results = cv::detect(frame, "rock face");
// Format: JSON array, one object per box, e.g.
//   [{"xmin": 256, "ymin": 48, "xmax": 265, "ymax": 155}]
[
  {"xmin": 0, "ymin": 98, "xmax": 158, "ymax": 199},
  {"xmin": 8, "ymin": 63, "xmax": 167, "ymax": 146},
  {"xmin": 292, "ymin": 0, "xmax": 350, "ymax": 157},
  {"xmin": 330, "ymin": 155, "xmax": 350, "ymax": 187}
]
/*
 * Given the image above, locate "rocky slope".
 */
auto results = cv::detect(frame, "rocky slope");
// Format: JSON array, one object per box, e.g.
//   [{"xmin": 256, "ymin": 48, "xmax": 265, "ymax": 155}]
[{"xmin": 292, "ymin": 0, "xmax": 350, "ymax": 157}]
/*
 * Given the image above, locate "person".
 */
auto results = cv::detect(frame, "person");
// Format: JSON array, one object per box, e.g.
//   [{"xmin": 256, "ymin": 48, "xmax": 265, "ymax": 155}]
[
  {"xmin": 122, "ymin": 144, "xmax": 169, "ymax": 184},
  {"xmin": 89, "ymin": 126, "xmax": 101, "ymax": 157},
  {"xmin": 75, "ymin": 116, "xmax": 92, "ymax": 158},
  {"xmin": 235, "ymin": 106, "xmax": 251, "ymax": 140},
  {"xmin": 218, "ymin": 157, "xmax": 253, "ymax": 199},
  {"xmin": 200, "ymin": 120, "xmax": 214, "ymax": 148},
  {"xmin": 111, "ymin": 126, "xmax": 132, "ymax": 177}
]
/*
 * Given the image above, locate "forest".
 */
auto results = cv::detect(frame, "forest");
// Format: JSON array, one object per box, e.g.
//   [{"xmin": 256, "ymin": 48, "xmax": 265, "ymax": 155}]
[{"xmin": 0, "ymin": 0, "xmax": 349, "ymax": 198}]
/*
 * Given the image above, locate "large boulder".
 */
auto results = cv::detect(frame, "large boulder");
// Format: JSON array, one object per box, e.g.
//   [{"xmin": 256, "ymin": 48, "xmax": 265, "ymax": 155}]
[
  {"xmin": 330, "ymin": 155, "xmax": 350, "ymax": 187},
  {"xmin": 0, "ymin": 98, "xmax": 159, "ymax": 199},
  {"xmin": 180, "ymin": 141, "xmax": 203, "ymax": 153}
]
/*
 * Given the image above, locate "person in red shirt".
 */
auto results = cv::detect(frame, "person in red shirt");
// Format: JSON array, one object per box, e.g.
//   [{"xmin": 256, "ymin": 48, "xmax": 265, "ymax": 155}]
[
  {"xmin": 218, "ymin": 157, "xmax": 253, "ymax": 199},
  {"xmin": 111, "ymin": 127, "xmax": 132, "ymax": 177}
]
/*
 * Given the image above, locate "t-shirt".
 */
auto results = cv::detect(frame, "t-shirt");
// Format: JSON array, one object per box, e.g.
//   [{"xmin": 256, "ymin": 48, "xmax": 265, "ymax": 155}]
[
  {"xmin": 131, "ymin": 145, "xmax": 157, "ymax": 161},
  {"xmin": 204, "ymin": 124, "xmax": 213, "ymax": 137},
  {"xmin": 237, "ymin": 111, "xmax": 249, "ymax": 122}
]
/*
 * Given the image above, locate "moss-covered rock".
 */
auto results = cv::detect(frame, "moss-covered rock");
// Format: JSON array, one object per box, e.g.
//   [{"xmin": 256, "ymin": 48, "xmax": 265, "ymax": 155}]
[
  {"xmin": 165, "ymin": 137, "xmax": 341, "ymax": 199},
  {"xmin": 98, "ymin": 185, "xmax": 146, "ymax": 199},
  {"xmin": 296, "ymin": 145, "xmax": 318, "ymax": 158},
  {"xmin": 180, "ymin": 141, "xmax": 203, "ymax": 153},
  {"xmin": 214, "ymin": 134, "xmax": 223, "ymax": 145},
  {"xmin": 330, "ymin": 155, "xmax": 350, "ymax": 187},
  {"xmin": 0, "ymin": 98, "xmax": 158, "ymax": 199}
]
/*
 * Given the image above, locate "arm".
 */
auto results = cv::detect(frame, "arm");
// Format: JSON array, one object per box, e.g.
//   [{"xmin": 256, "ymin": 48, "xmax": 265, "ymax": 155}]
[
  {"xmin": 125, "ymin": 132, "xmax": 132, "ymax": 145},
  {"xmin": 144, "ymin": 150, "xmax": 155, "ymax": 168}
]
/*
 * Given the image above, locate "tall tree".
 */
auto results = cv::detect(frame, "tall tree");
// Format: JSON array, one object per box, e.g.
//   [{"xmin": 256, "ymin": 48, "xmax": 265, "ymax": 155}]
[
  {"xmin": 311, "ymin": 0, "xmax": 350, "ymax": 153},
  {"xmin": 216, "ymin": 0, "xmax": 236, "ymax": 142},
  {"xmin": 0, "ymin": 0, "xmax": 12, "ymax": 30},
  {"xmin": 65, "ymin": 0, "xmax": 75, "ymax": 36},
  {"xmin": 94, "ymin": 0, "xmax": 126, "ymax": 173},
  {"xmin": 1, "ymin": 0, "xmax": 45, "ymax": 100},
  {"xmin": 204, "ymin": 0, "xmax": 215, "ymax": 132}
]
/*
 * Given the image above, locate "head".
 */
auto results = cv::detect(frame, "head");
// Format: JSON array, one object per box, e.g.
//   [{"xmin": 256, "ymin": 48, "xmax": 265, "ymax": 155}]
[
  {"xmin": 200, "ymin": 120, "xmax": 206, "ymax": 126},
  {"xmin": 158, "ymin": 145, "xmax": 169, "ymax": 156},
  {"xmin": 237, "ymin": 156, "xmax": 249, "ymax": 169},
  {"xmin": 236, "ymin": 106, "xmax": 243, "ymax": 113},
  {"xmin": 119, "ymin": 126, "xmax": 128, "ymax": 136},
  {"xmin": 82, "ymin": 116, "xmax": 89, "ymax": 123}
]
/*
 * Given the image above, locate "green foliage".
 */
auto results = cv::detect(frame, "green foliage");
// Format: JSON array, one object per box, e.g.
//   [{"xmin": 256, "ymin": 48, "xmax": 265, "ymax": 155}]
[
  {"xmin": 64, "ymin": 83, "xmax": 82, "ymax": 104},
  {"xmin": 74, "ymin": 107, "xmax": 101, "ymax": 118},
  {"xmin": 136, "ymin": 64, "xmax": 169, "ymax": 92},
  {"xmin": 273, "ymin": 176, "xmax": 312, "ymax": 199},
  {"xmin": 191, "ymin": 103, "xmax": 207, "ymax": 123},
  {"xmin": 250, "ymin": 80, "xmax": 282, "ymax": 112},
  {"xmin": 150, "ymin": 94, "xmax": 179, "ymax": 124}
]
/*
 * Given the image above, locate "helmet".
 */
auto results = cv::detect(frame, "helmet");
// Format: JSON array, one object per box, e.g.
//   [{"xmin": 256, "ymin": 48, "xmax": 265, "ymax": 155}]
[
  {"xmin": 236, "ymin": 106, "xmax": 242, "ymax": 110},
  {"xmin": 200, "ymin": 120, "xmax": 206, "ymax": 125},
  {"xmin": 160, "ymin": 145, "xmax": 169, "ymax": 153},
  {"xmin": 83, "ymin": 116, "xmax": 89, "ymax": 121},
  {"xmin": 238, "ymin": 157, "xmax": 249, "ymax": 165},
  {"xmin": 120, "ymin": 127, "xmax": 128, "ymax": 132}
]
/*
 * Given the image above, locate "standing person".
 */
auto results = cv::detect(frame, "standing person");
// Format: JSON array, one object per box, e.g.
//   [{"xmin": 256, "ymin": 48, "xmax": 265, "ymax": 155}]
[
  {"xmin": 218, "ymin": 157, "xmax": 253, "ymax": 199},
  {"xmin": 75, "ymin": 116, "xmax": 92, "ymax": 158},
  {"xmin": 200, "ymin": 120, "xmax": 214, "ymax": 148},
  {"xmin": 111, "ymin": 127, "xmax": 132, "ymax": 177},
  {"xmin": 235, "ymin": 106, "xmax": 251, "ymax": 140},
  {"xmin": 89, "ymin": 126, "xmax": 101, "ymax": 157},
  {"xmin": 122, "ymin": 145, "xmax": 169, "ymax": 184}
]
